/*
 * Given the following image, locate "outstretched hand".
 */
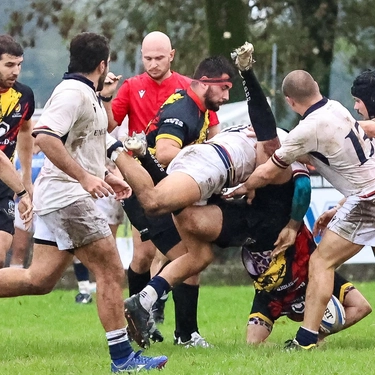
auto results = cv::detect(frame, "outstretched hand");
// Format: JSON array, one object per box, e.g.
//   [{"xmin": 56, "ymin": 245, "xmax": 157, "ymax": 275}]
[
  {"xmin": 222, "ymin": 184, "xmax": 255, "ymax": 204},
  {"xmin": 99, "ymin": 72, "xmax": 122, "ymax": 98},
  {"xmin": 313, "ymin": 208, "xmax": 336, "ymax": 237},
  {"xmin": 80, "ymin": 173, "xmax": 114, "ymax": 199},
  {"xmin": 18, "ymin": 193, "xmax": 33, "ymax": 231},
  {"xmin": 272, "ymin": 226, "xmax": 298, "ymax": 258},
  {"xmin": 104, "ymin": 172, "xmax": 132, "ymax": 200}
]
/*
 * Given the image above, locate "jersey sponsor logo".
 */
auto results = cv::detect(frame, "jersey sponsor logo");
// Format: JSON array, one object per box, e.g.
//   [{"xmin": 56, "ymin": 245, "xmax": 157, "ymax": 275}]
[
  {"xmin": 138, "ymin": 90, "xmax": 146, "ymax": 98},
  {"xmin": 12, "ymin": 103, "xmax": 22, "ymax": 118},
  {"xmin": 164, "ymin": 118, "xmax": 183, "ymax": 127},
  {"xmin": 94, "ymin": 128, "xmax": 106, "ymax": 136}
]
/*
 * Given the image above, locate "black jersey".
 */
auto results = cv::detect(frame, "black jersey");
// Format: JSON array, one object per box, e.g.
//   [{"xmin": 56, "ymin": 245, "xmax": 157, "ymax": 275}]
[
  {"xmin": 0, "ymin": 81, "xmax": 35, "ymax": 196},
  {"xmin": 145, "ymin": 87, "xmax": 209, "ymax": 153}
]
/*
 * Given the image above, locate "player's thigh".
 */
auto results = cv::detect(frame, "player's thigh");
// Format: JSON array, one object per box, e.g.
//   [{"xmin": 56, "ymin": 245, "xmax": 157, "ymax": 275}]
[
  {"xmin": 30, "ymin": 242, "xmax": 73, "ymax": 288},
  {"xmin": 75, "ymin": 234, "xmax": 124, "ymax": 277},
  {"xmin": 173, "ymin": 204, "xmax": 223, "ymax": 242},
  {"xmin": 154, "ymin": 172, "xmax": 201, "ymax": 209},
  {"xmin": 312, "ymin": 229, "xmax": 362, "ymax": 269},
  {"xmin": 32, "ymin": 215, "xmax": 73, "ymax": 287}
]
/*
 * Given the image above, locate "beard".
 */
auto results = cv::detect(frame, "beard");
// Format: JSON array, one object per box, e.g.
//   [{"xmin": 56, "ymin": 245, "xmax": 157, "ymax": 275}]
[
  {"xmin": 97, "ymin": 72, "xmax": 106, "ymax": 92},
  {"xmin": 204, "ymin": 87, "xmax": 221, "ymax": 111}
]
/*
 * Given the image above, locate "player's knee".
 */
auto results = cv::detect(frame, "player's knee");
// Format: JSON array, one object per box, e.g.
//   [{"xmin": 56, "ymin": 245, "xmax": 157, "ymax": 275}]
[
  {"xmin": 358, "ymin": 299, "xmax": 372, "ymax": 318},
  {"xmin": 199, "ymin": 251, "xmax": 214, "ymax": 269},
  {"xmin": 28, "ymin": 278, "xmax": 55, "ymax": 295}
]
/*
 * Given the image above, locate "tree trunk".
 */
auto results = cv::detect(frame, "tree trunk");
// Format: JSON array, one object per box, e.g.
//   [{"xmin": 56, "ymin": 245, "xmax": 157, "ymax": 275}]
[{"xmin": 204, "ymin": 0, "xmax": 249, "ymax": 102}]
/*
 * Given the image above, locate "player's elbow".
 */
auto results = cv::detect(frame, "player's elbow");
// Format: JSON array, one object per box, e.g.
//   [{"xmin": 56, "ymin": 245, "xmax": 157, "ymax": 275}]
[{"xmin": 141, "ymin": 196, "xmax": 168, "ymax": 216}]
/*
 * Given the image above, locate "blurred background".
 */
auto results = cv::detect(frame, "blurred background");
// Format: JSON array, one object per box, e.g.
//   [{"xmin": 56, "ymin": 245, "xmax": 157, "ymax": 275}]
[
  {"xmin": 2, "ymin": 0, "xmax": 375, "ymax": 283},
  {"xmin": 2, "ymin": 0, "xmax": 375, "ymax": 127}
]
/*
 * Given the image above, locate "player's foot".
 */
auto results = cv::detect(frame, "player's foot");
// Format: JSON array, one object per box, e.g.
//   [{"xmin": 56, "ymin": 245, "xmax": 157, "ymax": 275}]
[
  {"xmin": 152, "ymin": 297, "xmax": 167, "ymax": 324},
  {"xmin": 284, "ymin": 339, "xmax": 316, "ymax": 351},
  {"xmin": 124, "ymin": 131, "xmax": 148, "ymax": 157},
  {"xmin": 148, "ymin": 316, "xmax": 164, "ymax": 343},
  {"xmin": 230, "ymin": 41, "xmax": 255, "ymax": 71},
  {"xmin": 124, "ymin": 294, "xmax": 151, "ymax": 349},
  {"xmin": 111, "ymin": 350, "xmax": 168, "ymax": 373},
  {"xmin": 174, "ymin": 332, "xmax": 213, "ymax": 348},
  {"xmin": 75, "ymin": 292, "xmax": 92, "ymax": 304}
]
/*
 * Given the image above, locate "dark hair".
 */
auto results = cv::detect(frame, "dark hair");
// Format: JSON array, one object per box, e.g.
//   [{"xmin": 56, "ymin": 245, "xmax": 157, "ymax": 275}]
[
  {"xmin": 192, "ymin": 56, "xmax": 237, "ymax": 81},
  {"xmin": 68, "ymin": 32, "xmax": 110, "ymax": 74},
  {"xmin": 351, "ymin": 69, "xmax": 375, "ymax": 119},
  {"xmin": 0, "ymin": 35, "xmax": 23, "ymax": 58}
]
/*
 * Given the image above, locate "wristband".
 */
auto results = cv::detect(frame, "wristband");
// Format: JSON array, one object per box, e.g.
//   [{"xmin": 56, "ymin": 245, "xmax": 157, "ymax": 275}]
[
  {"xmin": 16, "ymin": 189, "xmax": 28, "ymax": 198},
  {"xmin": 99, "ymin": 94, "xmax": 113, "ymax": 102}
]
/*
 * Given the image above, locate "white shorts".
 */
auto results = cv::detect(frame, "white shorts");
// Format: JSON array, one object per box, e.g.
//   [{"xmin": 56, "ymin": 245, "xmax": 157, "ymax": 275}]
[
  {"xmin": 167, "ymin": 144, "xmax": 228, "ymax": 201},
  {"xmin": 328, "ymin": 195, "xmax": 375, "ymax": 246},
  {"xmin": 34, "ymin": 197, "xmax": 112, "ymax": 250},
  {"xmin": 95, "ymin": 195, "xmax": 124, "ymax": 226}
]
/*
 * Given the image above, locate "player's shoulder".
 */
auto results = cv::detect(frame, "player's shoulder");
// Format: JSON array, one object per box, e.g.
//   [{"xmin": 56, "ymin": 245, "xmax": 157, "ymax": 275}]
[
  {"xmin": 13, "ymin": 81, "xmax": 34, "ymax": 96},
  {"xmin": 161, "ymin": 90, "xmax": 190, "ymax": 116},
  {"xmin": 170, "ymin": 71, "xmax": 192, "ymax": 85}
]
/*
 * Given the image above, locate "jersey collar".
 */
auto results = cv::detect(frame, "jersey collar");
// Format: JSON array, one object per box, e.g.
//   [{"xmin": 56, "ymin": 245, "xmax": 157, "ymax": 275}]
[
  {"xmin": 187, "ymin": 86, "xmax": 206, "ymax": 113},
  {"xmin": 301, "ymin": 97, "xmax": 328, "ymax": 120},
  {"xmin": 62, "ymin": 72, "xmax": 96, "ymax": 92}
]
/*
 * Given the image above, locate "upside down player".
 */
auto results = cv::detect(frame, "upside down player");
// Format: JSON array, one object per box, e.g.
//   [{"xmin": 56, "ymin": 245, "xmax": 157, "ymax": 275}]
[{"xmin": 230, "ymin": 44, "xmax": 371, "ymax": 345}]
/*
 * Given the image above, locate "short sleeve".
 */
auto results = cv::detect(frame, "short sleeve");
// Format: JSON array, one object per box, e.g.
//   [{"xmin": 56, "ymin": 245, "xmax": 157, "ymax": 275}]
[{"xmin": 34, "ymin": 89, "xmax": 83, "ymax": 137}]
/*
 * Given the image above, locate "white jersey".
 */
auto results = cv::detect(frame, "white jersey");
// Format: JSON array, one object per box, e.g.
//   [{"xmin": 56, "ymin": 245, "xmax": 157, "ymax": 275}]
[
  {"xmin": 208, "ymin": 125, "xmax": 258, "ymax": 187},
  {"xmin": 168, "ymin": 125, "xmax": 308, "ymax": 201},
  {"xmin": 273, "ymin": 98, "xmax": 375, "ymax": 197},
  {"xmin": 33, "ymin": 78, "xmax": 108, "ymax": 215}
]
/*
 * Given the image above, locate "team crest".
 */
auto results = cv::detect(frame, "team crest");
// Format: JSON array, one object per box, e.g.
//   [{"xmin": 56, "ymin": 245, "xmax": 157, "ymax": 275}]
[{"xmin": 138, "ymin": 90, "xmax": 146, "ymax": 98}]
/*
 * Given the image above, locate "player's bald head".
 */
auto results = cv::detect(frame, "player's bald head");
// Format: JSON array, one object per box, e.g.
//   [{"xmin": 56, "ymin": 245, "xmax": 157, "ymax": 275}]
[
  {"xmin": 282, "ymin": 70, "xmax": 320, "ymax": 104},
  {"xmin": 142, "ymin": 31, "xmax": 172, "ymax": 54}
]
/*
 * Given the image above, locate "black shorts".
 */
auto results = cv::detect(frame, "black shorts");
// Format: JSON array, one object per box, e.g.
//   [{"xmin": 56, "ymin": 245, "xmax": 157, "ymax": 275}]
[
  {"xmin": 122, "ymin": 194, "xmax": 181, "ymax": 254},
  {"xmin": 0, "ymin": 196, "xmax": 15, "ymax": 235},
  {"xmin": 212, "ymin": 179, "xmax": 294, "ymax": 250}
]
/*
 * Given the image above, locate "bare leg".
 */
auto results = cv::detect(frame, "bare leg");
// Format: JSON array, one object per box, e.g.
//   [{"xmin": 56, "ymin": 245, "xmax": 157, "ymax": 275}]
[
  {"xmin": 247, "ymin": 324, "xmax": 271, "ymax": 344},
  {"xmin": 115, "ymin": 153, "xmax": 201, "ymax": 215},
  {"xmin": 340, "ymin": 288, "xmax": 372, "ymax": 330},
  {"xmin": 10, "ymin": 227, "xmax": 33, "ymax": 267},
  {"xmin": 0, "ymin": 242, "xmax": 72, "ymax": 297},
  {"xmin": 301, "ymin": 231, "xmax": 362, "ymax": 337},
  {"xmin": 0, "ymin": 231, "xmax": 13, "ymax": 268},
  {"xmin": 160, "ymin": 205, "xmax": 223, "ymax": 286},
  {"xmin": 75, "ymin": 235, "xmax": 125, "ymax": 332}
]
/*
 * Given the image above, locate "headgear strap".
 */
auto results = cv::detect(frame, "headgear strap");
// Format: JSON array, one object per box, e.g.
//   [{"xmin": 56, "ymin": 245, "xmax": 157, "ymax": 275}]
[{"xmin": 196, "ymin": 77, "xmax": 233, "ymax": 89}]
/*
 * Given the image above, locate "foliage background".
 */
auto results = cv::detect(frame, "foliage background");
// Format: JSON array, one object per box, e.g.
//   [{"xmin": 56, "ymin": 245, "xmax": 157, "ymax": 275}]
[{"xmin": 1, "ymin": 0, "xmax": 375, "ymax": 128}]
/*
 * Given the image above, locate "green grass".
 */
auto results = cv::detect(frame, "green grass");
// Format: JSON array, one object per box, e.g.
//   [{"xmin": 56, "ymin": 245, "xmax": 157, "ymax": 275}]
[{"xmin": 0, "ymin": 282, "xmax": 374, "ymax": 374}]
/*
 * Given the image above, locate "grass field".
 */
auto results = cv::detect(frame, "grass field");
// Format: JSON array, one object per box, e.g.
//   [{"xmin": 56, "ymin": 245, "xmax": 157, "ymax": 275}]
[{"xmin": 0, "ymin": 282, "xmax": 374, "ymax": 374}]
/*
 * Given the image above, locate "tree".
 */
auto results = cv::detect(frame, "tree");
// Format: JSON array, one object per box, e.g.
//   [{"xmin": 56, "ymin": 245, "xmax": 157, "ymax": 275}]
[
  {"xmin": 204, "ymin": 0, "xmax": 248, "ymax": 102},
  {"xmin": 6, "ymin": 0, "xmax": 375, "ymax": 123}
]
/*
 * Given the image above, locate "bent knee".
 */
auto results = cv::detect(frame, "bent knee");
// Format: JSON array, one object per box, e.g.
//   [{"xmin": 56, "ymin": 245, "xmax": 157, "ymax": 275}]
[{"xmin": 27, "ymin": 279, "xmax": 55, "ymax": 295}]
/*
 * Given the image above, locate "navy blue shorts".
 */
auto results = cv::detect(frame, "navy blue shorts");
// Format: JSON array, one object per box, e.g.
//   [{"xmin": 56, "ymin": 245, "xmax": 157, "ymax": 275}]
[
  {"xmin": 0, "ymin": 196, "xmax": 15, "ymax": 235},
  {"xmin": 122, "ymin": 194, "xmax": 181, "ymax": 254}
]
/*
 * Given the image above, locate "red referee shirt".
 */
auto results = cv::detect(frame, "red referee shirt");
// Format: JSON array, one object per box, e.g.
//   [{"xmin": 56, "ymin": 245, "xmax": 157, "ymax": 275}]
[{"xmin": 111, "ymin": 71, "xmax": 218, "ymax": 134}]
